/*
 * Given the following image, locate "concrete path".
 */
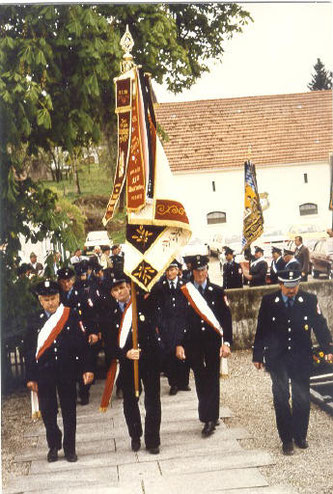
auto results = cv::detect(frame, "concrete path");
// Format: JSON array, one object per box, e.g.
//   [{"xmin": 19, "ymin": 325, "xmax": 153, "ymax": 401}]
[{"xmin": 5, "ymin": 377, "xmax": 297, "ymax": 494}]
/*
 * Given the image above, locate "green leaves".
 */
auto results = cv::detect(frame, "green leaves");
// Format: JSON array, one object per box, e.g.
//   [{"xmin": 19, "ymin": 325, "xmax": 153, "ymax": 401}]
[{"xmin": 36, "ymin": 108, "xmax": 51, "ymax": 129}]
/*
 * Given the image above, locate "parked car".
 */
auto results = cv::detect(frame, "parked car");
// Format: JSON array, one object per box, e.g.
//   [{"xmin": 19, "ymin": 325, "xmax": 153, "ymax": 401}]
[
  {"xmin": 181, "ymin": 236, "xmax": 209, "ymax": 258},
  {"xmin": 209, "ymin": 233, "xmax": 225, "ymax": 256},
  {"xmin": 310, "ymin": 237, "xmax": 333, "ymax": 279},
  {"xmin": 288, "ymin": 224, "xmax": 328, "ymax": 241},
  {"xmin": 84, "ymin": 230, "xmax": 112, "ymax": 251}
]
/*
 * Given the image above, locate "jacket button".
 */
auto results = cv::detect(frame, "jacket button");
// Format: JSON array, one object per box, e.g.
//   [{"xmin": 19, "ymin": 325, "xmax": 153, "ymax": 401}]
[
  {"xmin": 288, "ymin": 328, "xmax": 291, "ymax": 332},
  {"xmin": 288, "ymin": 346, "xmax": 291, "ymax": 350},
  {"xmin": 201, "ymin": 327, "xmax": 205, "ymax": 331}
]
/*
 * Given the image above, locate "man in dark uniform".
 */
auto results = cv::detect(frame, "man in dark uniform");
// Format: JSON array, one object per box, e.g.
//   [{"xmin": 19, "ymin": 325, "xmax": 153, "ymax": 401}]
[
  {"xmin": 181, "ymin": 256, "xmax": 194, "ymax": 282},
  {"xmin": 222, "ymin": 247, "xmax": 243, "ymax": 289},
  {"xmin": 111, "ymin": 244, "xmax": 125, "ymax": 278},
  {"xmin": 294, "ymin": 236, "xmax": 310, "ymax": 281},
  {"xmin": 149, "ymin": 260, "xmax": 190, "ymax": 396},
  {"xmin": 270, "ymin": 247, "xmax": 285, "ymax": 284},
  {"xmin": 176, "ymin": 255, "xmax": 232, "ymax": 437},
  {"xmin": 57, "ymin": 267, "xmax": 99, "ymax": 405},
  {"xmin": 253, "ymin": 270, "xmax": 333, "ymax": 455},
  {"xmin": 24, "ymin": 281, "xmax": 94, "ymax": 462},
  {"xmin": 100, "ymin": 277, "xmax": 162, "ymax": 454},
  {"xmin": 242, "ymin": 246, "xmax": 268, "ymax": 287},
  {"xmin": 283, "ymin": 248, "xmax": 301, "ymax": 271}
]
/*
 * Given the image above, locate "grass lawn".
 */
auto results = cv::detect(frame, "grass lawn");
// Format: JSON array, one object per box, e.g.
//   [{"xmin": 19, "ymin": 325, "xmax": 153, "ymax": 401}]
[{"xmin": 42, "ymin": 162, "xmax": 113, "ymax": 201}]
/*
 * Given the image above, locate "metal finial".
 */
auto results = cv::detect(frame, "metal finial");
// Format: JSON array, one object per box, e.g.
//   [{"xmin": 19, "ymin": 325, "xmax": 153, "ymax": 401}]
[{"xmin": 120, "ymin": 25, "xmax": 135, "ymax": 73}]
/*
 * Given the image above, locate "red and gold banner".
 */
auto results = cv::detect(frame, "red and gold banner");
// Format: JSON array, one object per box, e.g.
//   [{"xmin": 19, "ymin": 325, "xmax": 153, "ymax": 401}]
[{"xmin": 102, "ymin": 76, "xmax": 133, "ymax": 226}]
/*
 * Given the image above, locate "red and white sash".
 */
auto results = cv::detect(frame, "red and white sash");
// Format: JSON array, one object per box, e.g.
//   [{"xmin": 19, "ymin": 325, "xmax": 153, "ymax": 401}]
[
  {"xmin": 100, "ymin": 300, "xmax": 132, "ymax": 411},
  {"xmin": 181, "ymin": 282, "xmax": 223, "ymax": 338},
  {"xmin": 35, "ymin": 304, "xmax": 70, "ymax": 360}
]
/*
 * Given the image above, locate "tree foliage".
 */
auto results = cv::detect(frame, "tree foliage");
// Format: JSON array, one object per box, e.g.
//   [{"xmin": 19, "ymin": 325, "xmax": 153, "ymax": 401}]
[
  {"xmin": 0, "ymin": 3, "xmax": 252, "ymax": 344},
  {"xmin": 307, "ymin": 58, "xmax": 332, "ymax": 91}
]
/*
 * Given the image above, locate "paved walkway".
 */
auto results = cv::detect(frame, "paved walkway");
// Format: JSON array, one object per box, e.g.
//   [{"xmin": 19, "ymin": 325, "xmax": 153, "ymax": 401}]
[{"xmin": 5, "ymin": 377, "xmax": 297, "ymax": 494}]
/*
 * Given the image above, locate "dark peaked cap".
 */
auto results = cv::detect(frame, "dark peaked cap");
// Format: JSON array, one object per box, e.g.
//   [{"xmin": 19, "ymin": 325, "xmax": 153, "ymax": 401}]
[
  {"xmin": 57, "ymin": 267, "xmax": 75, "ymax": 280},
  {"xmin": 35, "ymin": 280, "xmax": 60, "ymax": 296}
]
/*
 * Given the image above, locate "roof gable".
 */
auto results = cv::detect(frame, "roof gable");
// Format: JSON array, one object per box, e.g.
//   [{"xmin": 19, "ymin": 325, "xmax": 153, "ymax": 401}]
[{"xmin": 155, "ymin": 90, "xmax": 333, "ymax": 172}]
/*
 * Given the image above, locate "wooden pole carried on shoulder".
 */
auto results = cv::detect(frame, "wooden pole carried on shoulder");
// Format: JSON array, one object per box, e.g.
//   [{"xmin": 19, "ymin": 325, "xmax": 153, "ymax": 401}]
[{"xmin": 131, "ymin": 280, "xmax": 140, "ymax": 398}]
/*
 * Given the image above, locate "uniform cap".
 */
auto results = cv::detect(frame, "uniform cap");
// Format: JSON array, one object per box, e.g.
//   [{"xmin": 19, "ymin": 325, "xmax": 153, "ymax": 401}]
[
  {"xmin": 254, "ymin": 246, "xmax": 264, "ymax": 254},
  {"xmin": 192, "ymin": 255, "xmax": 209, "ymax": 270},
  {"xmin": 57, "ymin": 267, "xmax": 75, "ymax": 280},
  {"xmin": 283, "ymin": 248, "xmax": 294, "ymax": 256},
  {"xmin": 93, "ymin": 263, "xmax": 103, "ymax": 273},
  {"xmin": 272, "ymin": 246, "xmax": 282, "ymax": 254},
  {"xmin": 74, "ymin": 261, "xmax": 89, "ymax": 275},
  {"xmin": 224, "ymin": 247, "xmax": 234, "ymax": 255},
  {"xmin": 168, "ymin": 259, "xmax": 182, "ymax": 269},
  {"xmin": 101, "ymin": 245, "xmax": 111, "ymax": 252},
  {"xmin": 35, "ymin": 280, "xmax": 60, "ymax": 296},
  {"xmin": 110, "ymin": 273, "xmax": 130, "ymax": 288},
  {"xmin": 277, "ymin": 269, "xmax": 302, "ymax": 287}
]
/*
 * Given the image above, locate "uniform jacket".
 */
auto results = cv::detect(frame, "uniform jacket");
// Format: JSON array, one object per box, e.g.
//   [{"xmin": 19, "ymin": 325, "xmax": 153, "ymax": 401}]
[
  {"xmin": 295, "ymin": 245, "xmax": 310, "ymax": 274},
  {"xmin": 249, "ymin": 258, "xmax": 268, "ymax": 286},
  {"xmin": 99, "ymin": 294, "xmax": 162, "ymax": 366},
  {"xmin": 110, "ymin": 254, "xmax": 124, "ymax": 277},
  {"xmin": 149, "ymin": 276, "xmax": 188, "ymax": 351},
  {"xmin": 222, "ymin": 260, "xmax": 243, "ymax": 289},
  {"xmin": 24, "ymin": 308, "xmax": 93, "ymax": 382},
  {"xmin": 270, "ymin": 256, "xmax": 285, "ymax": 284},
  {"xmin": 284, "ymin": 258, "xmax": 301, "ymax": 271},
  {"xmin": 253, "ymin": 289, "xmax": 333, "ymax": 373},
  {"xmin": 177, "ymin": 279, "xmax": 232, "ymax": 346},
  {"xmin": 60, "ymin": 280, "xmax": 100, "ymax": 335}
]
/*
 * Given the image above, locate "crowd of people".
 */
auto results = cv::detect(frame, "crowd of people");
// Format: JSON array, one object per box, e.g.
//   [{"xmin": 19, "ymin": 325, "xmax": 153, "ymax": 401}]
[
  {"xmin": 21, "ymin": 238, "xmax": 332, "ymax": 465},
  {"xmin": 221, "ymin": 235, "xmax": 310, "ymax": 289}
]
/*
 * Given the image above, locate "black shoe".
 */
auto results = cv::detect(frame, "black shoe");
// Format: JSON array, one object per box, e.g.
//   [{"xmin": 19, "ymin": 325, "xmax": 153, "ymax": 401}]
[
  {"xmin": 147, "ymin": 446, "xmax": 160, "ymax": 454},
  {"xmin": 282, "ymin": 442, "xmax": 294, "ymax": 455},
  {"xmin": 179, "ymin": 385, "xmax": 191, "ymax": 391},
  {"xmin": 295, "ymin": 439, "xmax": 308, "ymax": 449},
  {"xmin": 65, "ymin": 452, "xmax": 78, "ymax": 462},
  {"xmin": 47, "ymin": 447, "xmax": 58, "ymax": 463},
  {"xmin": 80, "ymin": 397, "xmax": 89, "ymax": 406},
  {"xmin": 202, "ymin": 421, "xmax": 215, "ymax": 437},
  {"xmin": 169, "ymin": 386, "xmax": 178, "ymax": 396},
  {"xmin": 131, "ymin": 438, "xmax": 141, "ymax": 452}
]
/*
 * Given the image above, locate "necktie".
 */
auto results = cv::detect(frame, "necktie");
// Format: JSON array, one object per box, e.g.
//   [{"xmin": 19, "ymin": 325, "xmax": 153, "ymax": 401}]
[
  {"xmin": 198, "ymin": 285, "xmax": 204, "ymax": 295},
  {"xmin": 170, "ymin": 281, "xmax": 175, "ymax": 292}
]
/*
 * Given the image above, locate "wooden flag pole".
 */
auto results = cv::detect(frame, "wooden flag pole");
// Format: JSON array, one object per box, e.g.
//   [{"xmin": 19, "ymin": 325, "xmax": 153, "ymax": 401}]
[{"xmin": 131, "ymin": 280, "xmax": 140, "ymax": 398}]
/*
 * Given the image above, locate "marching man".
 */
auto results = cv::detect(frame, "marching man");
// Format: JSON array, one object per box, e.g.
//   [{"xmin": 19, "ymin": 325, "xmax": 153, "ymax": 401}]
[
  {"xmin": 176, "ymin": 255, "xmax": 232, "ymax": 437},
  {"xmin": 24, "ymin": 281, "xmax": 94, "ymax": 463}
]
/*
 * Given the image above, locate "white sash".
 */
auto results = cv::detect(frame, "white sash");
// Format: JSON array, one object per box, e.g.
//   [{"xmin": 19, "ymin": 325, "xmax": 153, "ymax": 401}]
[
  {"xmin": 251, "ymin": 257, "xmax": 265, "ymax": 268},
  {"xmin": 35, "ymin": 304, "xmax": 66, "ymax": 359},
  {"xmin": 119, "ymin": 301, "xmax": 133, "ymax": 349},
  {"xmin": 184, "ymin": 282, "xmax": 223, "ymax": 337}
]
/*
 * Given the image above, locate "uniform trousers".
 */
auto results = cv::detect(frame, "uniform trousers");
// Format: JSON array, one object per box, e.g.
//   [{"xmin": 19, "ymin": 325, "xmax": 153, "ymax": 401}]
[
  {"xmin": 162, "ymin": 350, "xmax": 190, "ymax": 389},
  {"xmin": 119, "ymin": 359, "xmax": 161, "ymax": 449},
  {"xmin": 269, "ymin": 358, "xmax": 310, "ymax": 444},
  {"xmin": 38, "ymin": 368, "xmax": 77, "ymax": 455},
  {"xmin": 185, "ymin": 333, "xmax": 221, "ymax": 423}
]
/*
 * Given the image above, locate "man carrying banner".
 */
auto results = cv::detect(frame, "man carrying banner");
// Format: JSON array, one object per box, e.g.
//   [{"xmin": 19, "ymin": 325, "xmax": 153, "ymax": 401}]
[
  {"xmin": 242, "ymin": 246, "xmax": 268, "ymax": 287},
  {"xmin": 24, "ymin": 281, "xmax": 94, "ymax": 463},
  {"xmin": 176, "ymin": 255, "xmax": 232, "ymax": 437},
  {"xmin": 100, "ymin": 276, "xmax": 162, "ymax": 454}
]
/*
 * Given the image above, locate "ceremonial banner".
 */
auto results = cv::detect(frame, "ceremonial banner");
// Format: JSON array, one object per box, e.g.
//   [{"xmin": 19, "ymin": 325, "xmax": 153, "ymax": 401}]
[{"xmin": 242, "ymin": 161, "xmax": 264, "ymax": 251}]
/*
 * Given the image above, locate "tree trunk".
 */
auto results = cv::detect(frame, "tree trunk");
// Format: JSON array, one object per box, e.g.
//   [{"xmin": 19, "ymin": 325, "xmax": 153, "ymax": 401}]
[{"xmin": 73, "ymin": 154, "xmax": 81, "ymax": 195}]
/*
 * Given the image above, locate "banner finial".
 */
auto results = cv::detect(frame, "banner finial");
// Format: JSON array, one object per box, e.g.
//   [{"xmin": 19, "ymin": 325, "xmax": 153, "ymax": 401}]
[{"xmin": 120, "ymin": 25, "xmax": 135, "ymax": 73}]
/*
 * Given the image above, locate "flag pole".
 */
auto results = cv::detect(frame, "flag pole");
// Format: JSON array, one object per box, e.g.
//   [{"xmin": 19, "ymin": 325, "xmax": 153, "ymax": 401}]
[{"xmin": 131, "ymin": 280, "xmax": 140, "ymax": 398}]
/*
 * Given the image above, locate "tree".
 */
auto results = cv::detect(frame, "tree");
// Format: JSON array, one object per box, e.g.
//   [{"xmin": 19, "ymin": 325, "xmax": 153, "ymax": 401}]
[
  {"xmin": 307, "ymin": 58, "xmax": 332, "ymax": 91},
  {"xmin": 0, "ymin": 4, "xmax": 252, "ymax": 343}
]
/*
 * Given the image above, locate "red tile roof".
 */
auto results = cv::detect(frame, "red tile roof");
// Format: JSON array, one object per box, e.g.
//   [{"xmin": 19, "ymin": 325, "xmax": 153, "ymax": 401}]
[{"xmin": 155, "ymin": 90, "xmax": 332, "ymax": 172}]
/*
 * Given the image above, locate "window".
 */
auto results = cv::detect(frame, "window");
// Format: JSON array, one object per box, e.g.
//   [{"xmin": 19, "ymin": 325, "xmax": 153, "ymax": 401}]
[
  {"xmin": 299, "ymin": 203, "xmax": 318, "ymax": 216},
  {"xmin": 212, "ymin": 181, "xmax": 216, "ymax": 192},
  {"xmin": 207, "ymin": 211, "xmax": 226, "ymax": 224},
  {"xmin": 304, "ymin": 173, "xmax": 308, "ymax": 183}
]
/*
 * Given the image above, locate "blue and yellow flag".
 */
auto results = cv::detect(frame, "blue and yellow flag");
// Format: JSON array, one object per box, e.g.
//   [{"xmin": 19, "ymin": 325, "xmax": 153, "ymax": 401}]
[{"xmin": 242, "ymin": 161, "xmax": 264, "ymax": 251}]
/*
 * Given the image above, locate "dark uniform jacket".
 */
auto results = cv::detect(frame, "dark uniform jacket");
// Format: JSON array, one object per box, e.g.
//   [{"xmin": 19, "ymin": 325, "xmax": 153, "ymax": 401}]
[
  {"xmin": 177, "ymin": 280, "xmax": 232, "ymax": 347},
  {"xmin": 270, "ymin": 256, "xmax": 285, "ymax": 284},
  {"xmin": 253, "ymin": 289, "xmax": 333, "ymax": 373},
  {"xmin": 60, "ymin": 281, "xmax": 99, "ymax": 336},
  {"xmin": 110, "ymin": 254, "xmax": 124, "ymax": 278},
  {"xmin": 249, "ymin": 258, "xmax": 268, "ymax": 287},
  {"xmin": 149, "ymin": 276, "xmax": 188, "ymax": 352},
  {"xmin": 284, "ymin": 258, "xmax": 301, "ymax": 271},
  {"xmin": 24, "ymin": 308, "xmax": 93, "ymax": 382},
  {"xmin": 100, "ymin": 294, "xmax": 162, "ymax": 367},
  {"xmin": 222, "ymin": 260, "xmax": 243, "ymax": 289}
]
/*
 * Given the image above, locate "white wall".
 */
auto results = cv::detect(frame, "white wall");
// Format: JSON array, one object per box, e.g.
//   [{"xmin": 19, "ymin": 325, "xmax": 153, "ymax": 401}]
[{"xmin": 173, "ymin": 161, "xmax": 331, "ymax": 240}]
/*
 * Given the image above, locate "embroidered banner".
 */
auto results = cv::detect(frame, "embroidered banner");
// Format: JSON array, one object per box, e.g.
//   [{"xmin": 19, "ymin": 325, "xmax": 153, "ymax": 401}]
[
  {"xmin": 102, "ymin": 75, "xmax": 133, "ymax": 226},
  {"xmin": 242, "ymin": 160, "xmax": 264, "ymax": 251}
]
